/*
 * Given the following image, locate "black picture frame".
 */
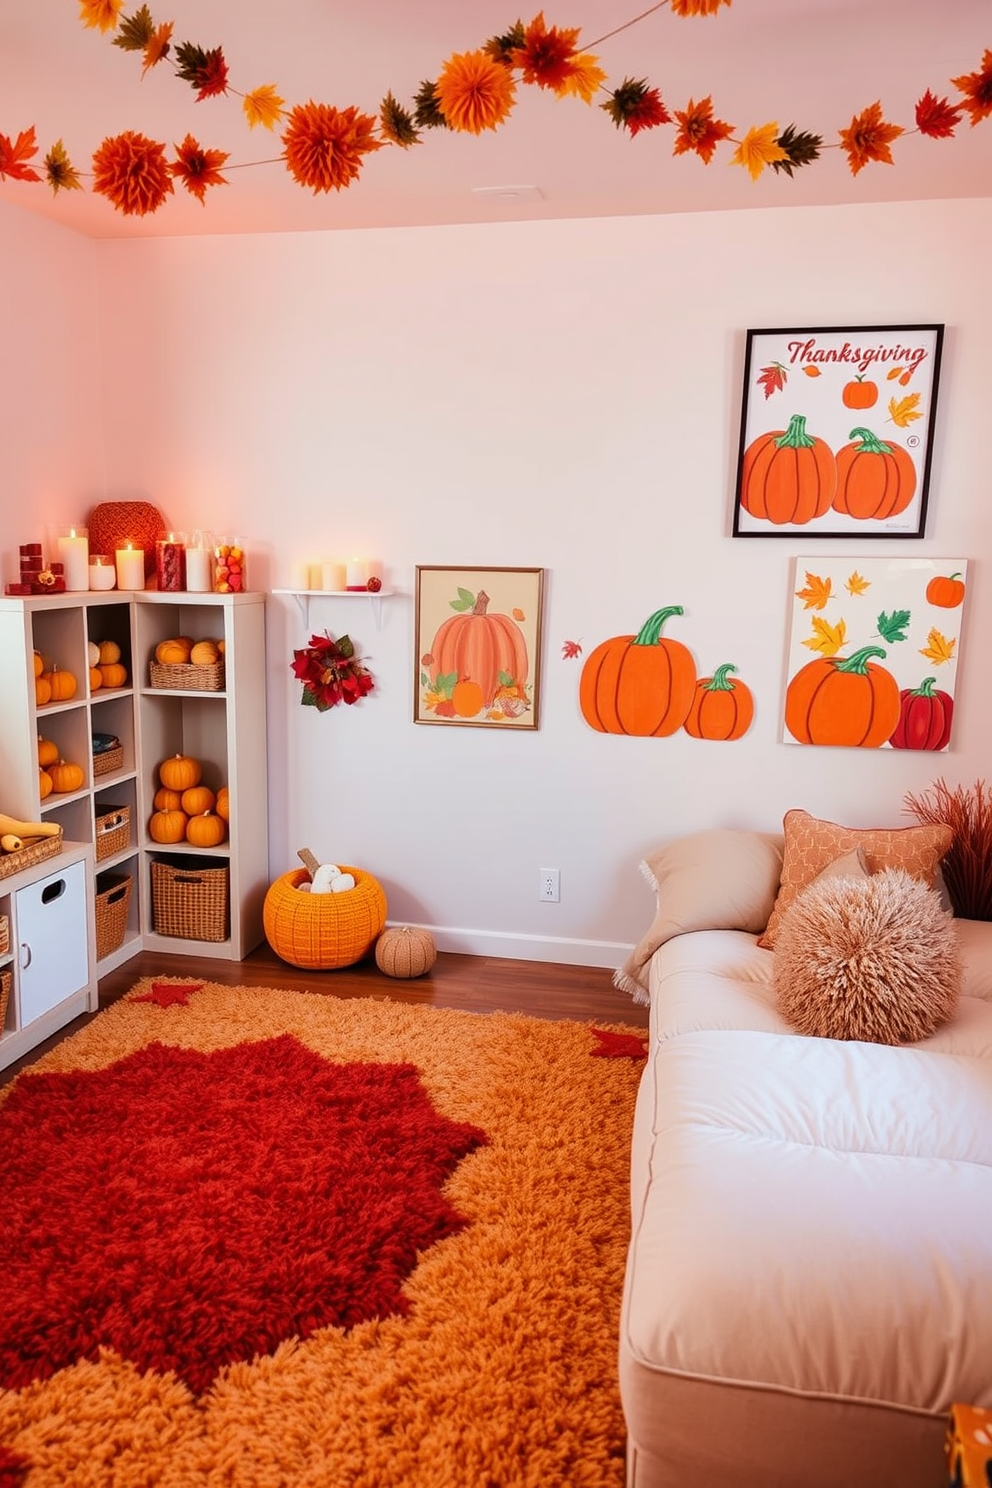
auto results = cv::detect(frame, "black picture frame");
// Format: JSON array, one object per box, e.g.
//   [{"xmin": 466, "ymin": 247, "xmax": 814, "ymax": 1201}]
[{"xmin": 731, "ymin": 323, "xmax": 944, "ymax": 539}]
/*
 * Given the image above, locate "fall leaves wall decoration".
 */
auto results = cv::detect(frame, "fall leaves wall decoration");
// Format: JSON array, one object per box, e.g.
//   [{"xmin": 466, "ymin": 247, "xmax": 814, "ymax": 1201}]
[
  {"xmin": 733, "ymin": 325, "xmax": 943, "ymax": 539},
  {"xmin": 0, "ymin": 6, "xmax": 990, "ymax": 218},
  {"xmin": 783, "ymin": 557, "xmax": 967, "ymax": 752}
]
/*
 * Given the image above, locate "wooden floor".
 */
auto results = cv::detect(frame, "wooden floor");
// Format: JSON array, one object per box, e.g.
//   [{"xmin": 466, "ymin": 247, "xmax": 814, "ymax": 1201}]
[{"xmin": 1, "ymin": 945, "xmax": 647, "ymax": 1089}]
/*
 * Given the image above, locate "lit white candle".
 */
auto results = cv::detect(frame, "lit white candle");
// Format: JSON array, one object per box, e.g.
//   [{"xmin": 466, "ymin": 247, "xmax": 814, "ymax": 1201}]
[
  {"xmin": 58, "ymin": 527, "xmax": 89, "ymax": 591},
  {"xmin": 308, "ymin": 563, "xmax": 324, "ymax": 590},
  {"xmin": 346, "ymin": 558, "xmax": 369, "ymax": 590},
  {"xmin": 115, "ymin": 544, "xmax": 145, "ymax": 590},
  {"xmin": 321, "ymin": 560, "xmax": 346, "ymax": 592},
  {"xmin": 88, "ymin": 555, "xmax": 116, "ymax": 591},
  {"xmin": 289, "ymin": 561, "xmax": 310, "ymax": 591}
]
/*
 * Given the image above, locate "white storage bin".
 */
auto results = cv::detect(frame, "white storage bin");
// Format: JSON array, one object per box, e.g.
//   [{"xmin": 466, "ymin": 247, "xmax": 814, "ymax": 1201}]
[{"xmin": 16, "ymin": 859, "xmax": 89, "ymax": 1025}]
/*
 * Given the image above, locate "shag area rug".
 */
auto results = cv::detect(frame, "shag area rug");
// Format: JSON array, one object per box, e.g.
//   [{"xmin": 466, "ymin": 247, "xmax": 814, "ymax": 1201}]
[{"xmin": 0, "ymin": 978, "xmax": 647, "ymax": 1487}]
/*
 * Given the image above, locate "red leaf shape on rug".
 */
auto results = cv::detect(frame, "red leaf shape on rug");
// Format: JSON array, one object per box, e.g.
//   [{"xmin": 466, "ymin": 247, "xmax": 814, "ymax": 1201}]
[
  {"xmin": 0, "ymin": 1446, "xmax": 29, "ymax": 1485},
  {"xmin": 131, "ymin": 981, "xmax": 204, "ymax": 1008},
  {"xmin": 0, "ymin": 1035, "xmax": 485, "ymax": 1394},
  {"xmin": 590, "ymin": 1028, "xmax": 648, "ymax": 1059}
]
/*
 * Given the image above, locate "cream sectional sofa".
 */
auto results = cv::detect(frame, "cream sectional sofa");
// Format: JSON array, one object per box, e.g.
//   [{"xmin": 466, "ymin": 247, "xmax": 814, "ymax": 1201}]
[{"xmin": 616, "ymin": 828, "xmax": 992, "ymax": 1488}]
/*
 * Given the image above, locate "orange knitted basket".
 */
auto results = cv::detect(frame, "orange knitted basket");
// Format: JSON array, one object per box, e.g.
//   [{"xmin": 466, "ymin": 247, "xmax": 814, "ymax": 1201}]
[{"xmin": 263, "ymin": 866, "xmax": 387, "ymax": 970}]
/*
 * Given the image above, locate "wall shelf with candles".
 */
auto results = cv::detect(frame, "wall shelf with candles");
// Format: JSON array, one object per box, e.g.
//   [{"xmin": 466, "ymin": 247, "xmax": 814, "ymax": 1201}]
[{"xmin": 272, "ymin": 587, "xmax": 395, "ymax": 629}]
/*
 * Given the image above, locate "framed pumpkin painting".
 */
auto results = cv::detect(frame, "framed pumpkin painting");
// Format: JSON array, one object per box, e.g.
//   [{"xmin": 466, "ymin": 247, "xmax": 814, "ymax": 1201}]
[
  {"xmin": 782, "ymin": 555, "xmax": 967, "ymax": 751},
  {"xmin": 732, "ymin": 324, "xmax": 943, "ymax": 539},
  {"xmin": 414, "ymin": 566, "xmax": 545, "ymax": 728}
]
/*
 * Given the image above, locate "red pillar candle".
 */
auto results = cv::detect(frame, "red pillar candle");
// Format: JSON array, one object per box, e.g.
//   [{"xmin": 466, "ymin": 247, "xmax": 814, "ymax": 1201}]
[{"xmin": 155, "ymin": 534, "xmax": 187, "ymax": 591}]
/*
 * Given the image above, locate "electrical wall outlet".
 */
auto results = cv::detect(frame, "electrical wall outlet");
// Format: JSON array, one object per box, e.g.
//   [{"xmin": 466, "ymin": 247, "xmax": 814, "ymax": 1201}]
[{"xmin": 539, "ymin": 868, "xmax": 560, "ymax": 902}]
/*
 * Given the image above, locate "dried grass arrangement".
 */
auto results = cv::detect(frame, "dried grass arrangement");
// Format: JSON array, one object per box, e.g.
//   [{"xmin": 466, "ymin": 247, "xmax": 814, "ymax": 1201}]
[{"xmin": 903, "ymin": 777, "xmax": 992, "ymax": 921}]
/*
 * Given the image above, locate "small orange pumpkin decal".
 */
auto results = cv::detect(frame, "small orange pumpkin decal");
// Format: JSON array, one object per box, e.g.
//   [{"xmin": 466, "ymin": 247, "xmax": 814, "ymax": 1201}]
[
  {"xmin": 785, "ymin": 645, "xmax": 901, "ymax": 748},
  {"xmin": 740, "ymin": 414, "xmax": 836, "ymax": 526},
  {"xmin": 579, "ymin": 605, "xmax": 696, "ymax": 737},
  {"xmin": 925, "ymin": 571, "xmax": 965, "ymax": 609},
  {"xmin": 683, "ymin": 663, "xmax": 754, "ymax": 741},
  {"xmin": 841, "ymin": 376, "xmax": 878, "ymax": 410}
]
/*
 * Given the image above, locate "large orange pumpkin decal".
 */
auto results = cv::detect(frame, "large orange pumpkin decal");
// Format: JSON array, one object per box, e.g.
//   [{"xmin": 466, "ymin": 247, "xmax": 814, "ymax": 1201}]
[
  {"xmin": 425, "ymin": 589, "xmax": 529, "ymax": 720},
  {"xmin": 579, "ymin": 605, "xmax": 696, "ymax": 737},
  {"xmin": 832, "ymin": 426, "xmax": 917, "ymax": 520},
  {"xmin": 740, "ymin": 413, "xmax": 836, "ymax": 526},
  {"xmin": 784, "ymin": 645, "xmax": 901, "ymax": 748}
]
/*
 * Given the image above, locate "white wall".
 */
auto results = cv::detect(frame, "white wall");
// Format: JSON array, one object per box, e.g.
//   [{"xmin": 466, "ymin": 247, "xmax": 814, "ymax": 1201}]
[{"xmin": 3, "ymin": 197, "xmax": 990, "ymax": 967}]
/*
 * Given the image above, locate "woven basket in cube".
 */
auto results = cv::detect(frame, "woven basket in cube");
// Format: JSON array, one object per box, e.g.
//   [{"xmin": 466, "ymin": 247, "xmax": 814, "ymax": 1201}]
[{"xmin": 263, "ymin": 866, "xmax": 387, "ymax": 970}]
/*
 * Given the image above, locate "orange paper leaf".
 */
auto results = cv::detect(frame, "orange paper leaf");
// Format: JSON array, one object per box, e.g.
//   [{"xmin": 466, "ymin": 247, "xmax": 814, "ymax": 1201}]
[{"xmin": 795, "ymin": 572, "xmax": 833, "ymax": 611}]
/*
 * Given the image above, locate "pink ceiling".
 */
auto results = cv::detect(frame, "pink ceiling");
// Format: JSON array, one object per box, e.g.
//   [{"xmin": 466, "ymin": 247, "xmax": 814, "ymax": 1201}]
[{"xmin": 0, "ymin": 0, "xmax": 989, "ymax": 240}]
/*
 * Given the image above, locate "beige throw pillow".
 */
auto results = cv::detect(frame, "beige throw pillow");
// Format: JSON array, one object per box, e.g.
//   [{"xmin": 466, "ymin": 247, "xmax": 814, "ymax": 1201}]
[{"xmin": 758, "ymin": 809, "xmax": 952, "ymax": 949}]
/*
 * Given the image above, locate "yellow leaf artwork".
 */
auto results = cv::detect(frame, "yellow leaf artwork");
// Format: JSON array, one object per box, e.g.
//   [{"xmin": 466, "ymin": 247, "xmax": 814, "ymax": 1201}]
[
  {"xmin": 888, "ymin": 392, "xmax": 923, "ymax": 428},
  {"xmin": 845, "ymin": 570, "xmax": 870, "ymax": 596},
  {"xmin": 730, "ymin": 123, "xmax": 788, "ymax": 181},
  {"xmin": 243, "ymin": 85, "xmax": 286, "ymax": 130},
  {"xmin": 802, "ymin": 616, "xmax": 847, "ymax": 656},
  {"xmin": 920, "ymin": 628, "xmax": 956, "ymax": 665},
  {"xmin": 795, "ymin": 572, "xmax": 832, "ymax": 610}
]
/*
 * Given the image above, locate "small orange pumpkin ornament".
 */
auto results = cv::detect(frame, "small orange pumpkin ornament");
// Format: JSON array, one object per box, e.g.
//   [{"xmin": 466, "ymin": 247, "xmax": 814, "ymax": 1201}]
[
  {"xmin": 159, "ymin": 754, "xmax": 202, "ymax": 791},
  {"xmin": 181, "ymin": 785, "xmax": 216, "ymax": 816},
  {"xmin": 683, "ymin": 663, "xmax": 754, "ymax": 741},
  {"xmin": 580, "ymin": 605, "xmax": 696, "ymax": 737},
  {"xmin": 832, "ymin": 427, "xmax": 917, "ymax": 520},
  {"xmin": 785, "ymin": 645, "xmax": 901, "ymax": 748},
  {"xmin": 186, "ymin": 810, "xmax": 227, "ymax": 848},
  {"xmin": 740, "ymin": 414, "xmax": 836, "ymax": 526},
  {"xmin": 925, "ymin": 571, "xmax": 965, "ymax": 609},
  {"xmin": 99, "ymin": 662, "xmax": 128, "ymax": 689},
  {"xmin": 375, "ymin": 925, "xmax": 437, "ymax": 979},
  {"xmin": 49, "ymin": 758, "xmax": 85, "ymax": 793},
  {"xmin": 153, "ymin": 786, "xmax": 184, "ymax": 812},
  {"xmin": 156, "ymin": 638, "xmax": 192, "ymax": 665},
  {"xmin": 190, "ymin": 640, "xmax": 219, "ymax": 666},
  {"xmin": 149, "ymin": 808, "xmax": 188, "ymax": 844},
  {"xmin": 33, "ymin": 651, "xmax": 44, "ymax": 678},
  {"xmin": 41, "ymin": 666, "xmax": 78, "ymax": 703}
]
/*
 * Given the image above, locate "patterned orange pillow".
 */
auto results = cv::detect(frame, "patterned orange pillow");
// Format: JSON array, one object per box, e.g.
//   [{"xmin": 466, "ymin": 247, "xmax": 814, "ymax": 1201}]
[{"xmin": 758, "ymin": 808, "xmax": 953, "ymax": 949}]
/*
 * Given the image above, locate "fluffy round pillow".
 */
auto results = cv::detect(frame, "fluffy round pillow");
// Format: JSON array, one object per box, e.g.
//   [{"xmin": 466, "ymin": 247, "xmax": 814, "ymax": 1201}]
[{"xmin": 773, "ymin": 867, "xmax": 961, "ymax": 1044}]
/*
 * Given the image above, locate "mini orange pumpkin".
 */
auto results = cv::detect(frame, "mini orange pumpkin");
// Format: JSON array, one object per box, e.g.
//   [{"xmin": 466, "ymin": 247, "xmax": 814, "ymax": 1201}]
[
  {"xmin": 98, "ymin": 662, "xmax": 128, "ymax": 689},
  {"xmin": 39, "ymin": 768, "xmax": 53, "ymax": 800},
  {"xmin": 33, "ymin": 650, "xmax": 44, "ymax": 678},
  {"xmin": 190, "ymin": 640, "xmax": 219, "ymax": 666},
  {"xmin": 41, "ymin": 666, "xmax": 77, "ymax": 703},
  {"xmin": 49, "ymin": 758, "xmax": 85, "ymax": 793},
  {"xmin": 153, "ymin": 786, "xmax": 184, "ymax": 812},
  {"xmin": 98, "ymin": 640, "xmax": 121, "ymax": 665},
  {"xmin": 159, "ymin": 754, "xmax": 202, "ymax": 791},
  {"xmin": 37, "ymin": 736, "xmax": 59, "ymax": 768},
  {"xmin": 186, "ymin": 810, "xmax": 227, "ymax": 848},
  {"xmin": 215, "ymin": 786, "xmax": 230, "ymax": 821},
  {"xmin": 35, "ymin": 676, "xmax": 52, "ymax": 706},
  {"xmin": 181, "ymin": 785, "xmax": 216, "ymax": 816},
  {"xmin": 149, "ymin": 808, "xmax": 188, "ymax": 844},
  {"xmin": 156, "ymin": 639, "xmax": 192, "ymax": 665},
  {"xmin": 89, "ymin": 666, "xmax": 103, "ymax": 691}
]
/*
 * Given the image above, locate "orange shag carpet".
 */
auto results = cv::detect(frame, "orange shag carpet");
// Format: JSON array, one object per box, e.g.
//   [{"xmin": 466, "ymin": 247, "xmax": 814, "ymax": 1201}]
[{"xmin": 0, "ymin": 978, "xmax": 646, "ymax": 1487}]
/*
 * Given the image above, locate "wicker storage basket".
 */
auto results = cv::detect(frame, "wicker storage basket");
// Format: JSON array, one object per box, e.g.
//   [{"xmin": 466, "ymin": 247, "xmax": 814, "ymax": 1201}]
[
  {"xmin": 95, "ymin": 803, "xmax": 131, "ymax": 862},
  {"xmin": 94, "ymin": 871, "xmax": 132, "ymax": 961},
  {"xmin": 0, "ymin": 829, "xmax": 63, "ymax": 881},
  {"xmin": 263, "ymin": 866, "xmax": 387, "ymax": 970},
  {"xmin": 149, "ymin": 661, "xmax": 225, "ymax": 692},
  {"xmin": 0, "ymin": 913, "xmax": 8, "ymax": 956},
  {"xmin": 93, "ymin": 744, "xmax": 124, "ymax": 777},
  {"xmin": 0, "ymin": 970, "xmax": 10, "ymax": 1031},
  {"xmin": 151, "ymin": 856, "xmax": 229, "ymax": 941}
]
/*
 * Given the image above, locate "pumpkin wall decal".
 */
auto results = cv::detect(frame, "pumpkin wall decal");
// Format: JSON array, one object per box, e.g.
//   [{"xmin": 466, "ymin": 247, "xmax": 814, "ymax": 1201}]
[
  {"xmin": 427, "ymin": 589, "xmax": 529, "ymax": 714},
  {"xmin": 832, "ymin": 427, "xmax": 917, "ymax": 520},
  {"xmin": 888, "ymin": 677, "xmax": 953, "ymax": 752},
  {"xmin": 739, "ymin": 413, "xmax": 836, "ymax": 526},
  {"xmin": 784, "ymin": 645, "xmax": 901, "ymax": 748},
  {"xmin": 926, "ymin": 572, "xmax": 965, "ymax": 609},
  {"xmin": 579, "ymin": 605, "xmax": 696, "ymax": 737},
  {"xmin": 683, "ymin": 663, "xmax": 754, "ymax": 741},
  {"xmin": 841, "ymin": 376, "xmax": 878, "ymax": 410}
]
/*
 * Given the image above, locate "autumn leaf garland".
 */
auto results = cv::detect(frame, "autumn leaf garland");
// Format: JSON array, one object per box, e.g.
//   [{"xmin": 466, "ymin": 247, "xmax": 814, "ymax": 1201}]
[{"xmin": 1, "ymin": 6, "xmax": 990, "ymax": 216}]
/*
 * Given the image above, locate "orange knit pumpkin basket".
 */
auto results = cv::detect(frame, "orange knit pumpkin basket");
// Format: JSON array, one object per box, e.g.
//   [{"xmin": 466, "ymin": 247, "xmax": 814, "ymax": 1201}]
[{"xmin": 263, "ymin": 866, "xmax": 387, "ymax": 970}]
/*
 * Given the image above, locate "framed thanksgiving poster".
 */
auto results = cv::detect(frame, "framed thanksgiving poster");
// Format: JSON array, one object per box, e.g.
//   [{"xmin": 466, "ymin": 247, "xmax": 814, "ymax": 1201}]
[
  {"xmin": 782, "ymin": 556, "xmax": 967, "ymax": 751},
  {"xmin": 414, "ymin": 566, "xmax": 545, "ymax": 728},
  {"xmin": 732, "ymin": 324, "xmax": 943, "ymax": 539}
]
